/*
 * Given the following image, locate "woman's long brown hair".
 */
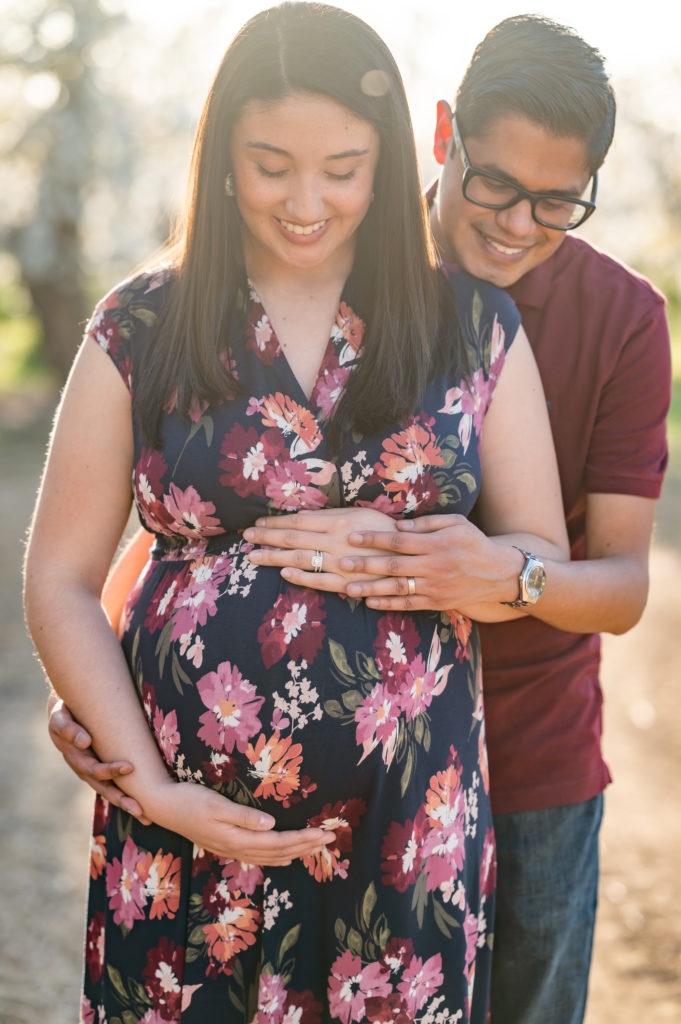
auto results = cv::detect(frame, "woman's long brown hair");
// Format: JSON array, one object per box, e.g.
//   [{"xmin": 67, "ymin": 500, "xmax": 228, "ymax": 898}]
[{"xmin": 135, "ymin": 2, "xmax": 466, "ymax": 449}]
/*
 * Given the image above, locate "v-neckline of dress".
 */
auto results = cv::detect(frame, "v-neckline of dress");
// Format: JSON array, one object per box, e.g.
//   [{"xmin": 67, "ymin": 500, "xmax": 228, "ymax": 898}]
[{"xmin": 248, "ymin": 281, "xmax": 343, "ymax": 410}]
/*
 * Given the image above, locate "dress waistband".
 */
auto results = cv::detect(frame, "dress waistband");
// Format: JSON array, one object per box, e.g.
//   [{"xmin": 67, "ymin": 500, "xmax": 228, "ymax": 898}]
[{"xmin": 150, "ymin": 531, "xmax": 246, "ymax": 561}]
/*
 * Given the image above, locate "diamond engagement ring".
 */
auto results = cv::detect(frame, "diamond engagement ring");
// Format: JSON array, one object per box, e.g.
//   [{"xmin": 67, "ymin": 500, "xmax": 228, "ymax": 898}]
[
  {"xmin": 311, "ymin": 550, "xmax": 324, "ymax": 573},
  {"xmin": 406, "ymin": 577, "xmax": 416, "ymax": 596}
]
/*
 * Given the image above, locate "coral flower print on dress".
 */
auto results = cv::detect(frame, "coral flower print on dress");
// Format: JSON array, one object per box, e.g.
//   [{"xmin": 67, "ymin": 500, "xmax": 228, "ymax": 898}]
[
  {"xmin": 245, "ymin": 731, "xmax": 304, "ymax": 801},
  {"xmin": 138, "ymin": 849, "xmax": 182, "ymax": 920},
  {"xmin": 303, "ymin": 798, "xmax": 366, "ymax": 882},
  {"xmin": 376, "ymin": 420, "xmax": 444, "ymax": 510},
  {"xmin": 203, "ymin": 892, "xmax": 261, "ymax": 974},
  {"xmin": 260, "ymin": 393, "xmax": 323, "ymax": 457}
]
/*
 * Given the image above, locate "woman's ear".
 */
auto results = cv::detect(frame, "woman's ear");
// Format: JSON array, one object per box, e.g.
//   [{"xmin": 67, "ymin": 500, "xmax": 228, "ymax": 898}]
[{"xmin": 433, "ymin": 100, "xmax": 454, "ymax": 166}]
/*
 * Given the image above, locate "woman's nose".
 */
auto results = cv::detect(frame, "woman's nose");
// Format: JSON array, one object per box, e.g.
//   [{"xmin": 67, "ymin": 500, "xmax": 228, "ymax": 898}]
[{"xmin": 284, "ymin": 176, "xmax": 325, "ymax": 223}]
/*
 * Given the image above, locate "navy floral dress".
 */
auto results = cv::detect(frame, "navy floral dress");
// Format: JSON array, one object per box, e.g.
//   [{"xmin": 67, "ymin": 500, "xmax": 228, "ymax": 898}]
[{"xmin": 80, "ymin": 265, "xmax": 519, "ymax": 1024}]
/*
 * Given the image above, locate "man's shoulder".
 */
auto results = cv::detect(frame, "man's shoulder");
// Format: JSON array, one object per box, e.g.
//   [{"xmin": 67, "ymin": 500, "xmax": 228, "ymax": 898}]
[{"xmin": 545, "ymin": 235, "xmax": 666, "ymax": 310}]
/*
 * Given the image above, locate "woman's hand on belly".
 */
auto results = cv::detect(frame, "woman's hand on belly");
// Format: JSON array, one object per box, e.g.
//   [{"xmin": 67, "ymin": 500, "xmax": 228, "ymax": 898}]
[
  {"xmin": 243, "ymin": 506, "xmax": 399, "ymax": 592},
  {"xmin": 147, "ymin": 778, "xmax": 337, "ymax": 866}
]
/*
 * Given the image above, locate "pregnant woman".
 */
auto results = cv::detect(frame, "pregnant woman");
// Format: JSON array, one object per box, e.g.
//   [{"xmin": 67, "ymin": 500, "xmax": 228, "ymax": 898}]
[{"xmin": 25, "ymin": 4, "xmax": 567, "ymax": 1022}]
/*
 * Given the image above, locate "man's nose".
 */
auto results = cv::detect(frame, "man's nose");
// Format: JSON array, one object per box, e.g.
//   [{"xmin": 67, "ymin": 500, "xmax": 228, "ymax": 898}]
[{"xmin": 494, "ymin": 197, "xmax": 536, "ymax": 237}]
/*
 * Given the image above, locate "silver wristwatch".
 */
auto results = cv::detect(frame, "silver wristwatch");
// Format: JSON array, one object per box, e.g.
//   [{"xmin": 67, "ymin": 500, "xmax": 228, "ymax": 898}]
[{"xmin": 501, "ymin": 546, "xmax": 547, "ymax": 607}]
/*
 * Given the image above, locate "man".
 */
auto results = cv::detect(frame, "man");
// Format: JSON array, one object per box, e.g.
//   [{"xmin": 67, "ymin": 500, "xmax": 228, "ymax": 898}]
[
  {"xmin": 341, "ymin": 16, "xmax": 670, "ymax": 1023},
  {"xmin": 48, "ymin": 15, "xmax": 671, "ymax": 1024}
]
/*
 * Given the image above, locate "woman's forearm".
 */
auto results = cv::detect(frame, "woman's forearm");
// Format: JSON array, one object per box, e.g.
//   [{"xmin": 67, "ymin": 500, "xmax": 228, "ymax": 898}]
[{"xmin": 25, "ymin": 572, "xmax": 173, "ymax": 809}]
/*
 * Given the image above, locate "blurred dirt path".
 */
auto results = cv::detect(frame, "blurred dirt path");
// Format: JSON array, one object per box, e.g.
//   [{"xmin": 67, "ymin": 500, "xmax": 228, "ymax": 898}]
[{"xmin": 0, "ymin": 412, "xmax": 679, "ymax": 1023}]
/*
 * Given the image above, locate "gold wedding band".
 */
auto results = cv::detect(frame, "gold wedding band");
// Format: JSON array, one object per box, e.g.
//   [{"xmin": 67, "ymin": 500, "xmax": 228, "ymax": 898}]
[
  {"xmin": 406, "ymin": 577, "xmax": 416, "ymax": 596},
  {"xmin": 311, "ymin": 550, "xmax": 324, "ymax": 573}
]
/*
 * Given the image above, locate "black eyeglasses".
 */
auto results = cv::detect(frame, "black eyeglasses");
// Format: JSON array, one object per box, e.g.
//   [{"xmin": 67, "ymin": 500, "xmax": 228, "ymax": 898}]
[{"xmin": 452, "ymin": 114, "xmax": 597, "ymax": 231}]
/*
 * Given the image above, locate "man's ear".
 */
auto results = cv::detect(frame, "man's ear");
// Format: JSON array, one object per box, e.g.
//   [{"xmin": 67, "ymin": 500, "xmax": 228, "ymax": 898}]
[{"xmin": 433, "ymin": 99, "xmax": 454, "ymax": 166}]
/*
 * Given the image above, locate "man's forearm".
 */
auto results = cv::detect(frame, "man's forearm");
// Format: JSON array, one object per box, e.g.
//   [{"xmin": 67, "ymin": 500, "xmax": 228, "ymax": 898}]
[{"xmin": 526, "ymin": 553, "xmax": 649, "ymax": 634}]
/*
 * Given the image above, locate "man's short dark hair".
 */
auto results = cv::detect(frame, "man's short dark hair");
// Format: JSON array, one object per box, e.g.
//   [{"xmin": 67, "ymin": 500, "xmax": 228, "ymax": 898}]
[{"xmin": 455, "ymin": 15, "xmax": 616, "ymax": 173}]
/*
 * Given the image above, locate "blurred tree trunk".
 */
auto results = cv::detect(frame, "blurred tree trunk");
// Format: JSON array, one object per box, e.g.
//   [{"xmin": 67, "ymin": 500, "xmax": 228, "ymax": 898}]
[
  {"xmin": 1, "ymin": 0, "xmax": 124, "ymax": 381},
  {"xmin": 28, "ymin": 279, "xmax": 86, "ymax": 380}
]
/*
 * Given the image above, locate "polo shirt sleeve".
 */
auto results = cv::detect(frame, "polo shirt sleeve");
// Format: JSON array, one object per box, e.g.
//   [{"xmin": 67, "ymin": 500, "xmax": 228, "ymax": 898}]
[{"xmin": 584, "ymin": 291, "xmax": 671, "ymax": 499}]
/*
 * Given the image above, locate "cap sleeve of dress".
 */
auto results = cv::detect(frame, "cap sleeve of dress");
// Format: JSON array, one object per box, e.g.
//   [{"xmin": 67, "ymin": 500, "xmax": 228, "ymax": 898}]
[{"xmin": 83, "ymin": 267, "xmax": 173, "ymax": 396}]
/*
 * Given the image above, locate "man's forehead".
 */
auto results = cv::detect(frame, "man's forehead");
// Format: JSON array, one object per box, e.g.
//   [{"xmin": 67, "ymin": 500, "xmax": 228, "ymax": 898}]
[{"xmin": 465, "ymin": 113, "xmax": 592, "ymax": 192}]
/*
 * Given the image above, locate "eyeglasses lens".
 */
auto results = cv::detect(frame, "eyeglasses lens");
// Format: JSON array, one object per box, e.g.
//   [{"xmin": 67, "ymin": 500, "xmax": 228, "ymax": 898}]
[{"xmin": 465, "ymin": 174, "xmax": 587, "ymax": 229}]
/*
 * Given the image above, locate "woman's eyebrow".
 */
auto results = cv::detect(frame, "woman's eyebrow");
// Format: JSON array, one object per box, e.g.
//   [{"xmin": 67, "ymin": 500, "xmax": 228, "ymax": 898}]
[{"xmin": 244, "ymin": 141, "xmax": 370, "ymax": 160}]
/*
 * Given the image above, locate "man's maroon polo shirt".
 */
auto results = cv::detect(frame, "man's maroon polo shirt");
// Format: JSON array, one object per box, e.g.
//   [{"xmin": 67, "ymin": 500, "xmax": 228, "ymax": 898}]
[{"xmin": 479, "ymin": 234, "xmax": 671, "ymax": 814}]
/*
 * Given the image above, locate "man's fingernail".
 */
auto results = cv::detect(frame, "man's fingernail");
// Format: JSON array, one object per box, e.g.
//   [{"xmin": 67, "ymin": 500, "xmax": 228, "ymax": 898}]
[
  {"xmin": 119, "ymin": 765, "xmax": 133, "ymax": 775},
  {"xmin": 75, "ymin": 731, "xmax": 88, "ymax": 746}
]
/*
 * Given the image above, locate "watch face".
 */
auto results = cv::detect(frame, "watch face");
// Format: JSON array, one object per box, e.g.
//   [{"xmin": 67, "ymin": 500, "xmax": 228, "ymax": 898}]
[{"xmin": 526, "ymin": 564, "xmax": 547, "ymax": 599}]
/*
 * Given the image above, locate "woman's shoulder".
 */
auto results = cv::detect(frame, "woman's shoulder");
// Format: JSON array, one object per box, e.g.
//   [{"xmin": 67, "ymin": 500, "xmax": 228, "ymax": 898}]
[
  {"xmin": 439, "ymin": 261, "xmax": 521, "ymax": 345},
  {"xmin": 84, "ymin": 266, "xmax": 175, "ymax": 389},
  {"xmin": 85, "ymin": 266, "xmax": 175, "ymax": 343}
]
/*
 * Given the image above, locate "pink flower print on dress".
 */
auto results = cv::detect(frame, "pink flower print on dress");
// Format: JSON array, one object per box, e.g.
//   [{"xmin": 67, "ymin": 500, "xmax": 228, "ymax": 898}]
[
  {"xmin": 396, "ymin": 952, "xmax": 444, "ymax": 1016},
  {"xmin": 152, "ymin": 706, "xmax": 180, "ymax": 767},
  {"xmin": 162, "ymin": 482, "xmax": 223, "ymax": 538},
  {"xmin": 422, "ymin": 764, "xmax": 466, "ymax": 890},
  {"xmin": 328, "ymin": 950, "xmax": 392, "ymax": 1024},
  {"xmin": 439, "ymin": 365, "xmax": 495, "ymax": 455},
  {"xmin": 105, "ymin": 835, "xmax": 148, "ymax": 929},
  {"xmin": 197, "ymin": 662, "xmax": 264, "ymax": 754},
  {"xmin": 264, "ymin": 459, "xmax": 329, "ymax": 511},
  {"xmin": 257, "ymin": 971, "xmax": 288, "ymax": 1024},
  {"xmin": 170, "ymin": 555, "xmax": 231, "ymax": 643},
  {"xmin": 355, "ymin": 682, "xmax": 401, "ymax": 768},
  {"xmin": 221, "ymin": 859, "xmax": 264, "ymax": 897},
  {"xmin": 480, "ymin": 827, "xmax": 497, "ymax": 900}
]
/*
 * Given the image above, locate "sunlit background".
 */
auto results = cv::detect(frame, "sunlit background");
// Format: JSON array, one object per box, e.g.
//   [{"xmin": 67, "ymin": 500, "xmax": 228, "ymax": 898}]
[
  {"xmin": 1, "ymin": 5, "xmax": 680, "ymax": 1023},
  {"xmin": 1, "ymin": 0, "xmax": 681, "ymax": 390}
]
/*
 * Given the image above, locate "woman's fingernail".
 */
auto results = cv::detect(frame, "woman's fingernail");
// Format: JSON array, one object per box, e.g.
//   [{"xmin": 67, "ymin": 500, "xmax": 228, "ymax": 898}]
[
  {"xmin": 119, "ymin": 765, "xmax": 133, "ymax": 775},
  {"xmin": 348, "ymin": 532, "xmax": 364, "ymax": 544},
  {"xmin": 243, "ymin": 528, "xmax": 254, "ymax": 540},
  {"xmin": 255, "ymin": 519, "xmax": 266, "ymax": 527},
  {"xmin": 399, "ymin": 519, "xmax": 415, "ymax": 530},
  {"xmin": 281, "ymin": 568, "xmax": 294, "ymax": 580},
  {"xmin": 248, "ymin": 551, "xmax": 261, "ymax": 562},
  {"xmin": 75, "ymin": 730, "xmax": 89, "ymax": 747},
  {"xmin": 346, "ymin": 583, "xmax": 362, "ymax": 596}
]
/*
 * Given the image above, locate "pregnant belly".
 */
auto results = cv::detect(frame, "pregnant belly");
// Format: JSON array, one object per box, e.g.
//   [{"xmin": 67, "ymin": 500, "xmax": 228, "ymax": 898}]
[{"xmin": 121, "ymin": 544, "xmax": 472, "ymax": 827}]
